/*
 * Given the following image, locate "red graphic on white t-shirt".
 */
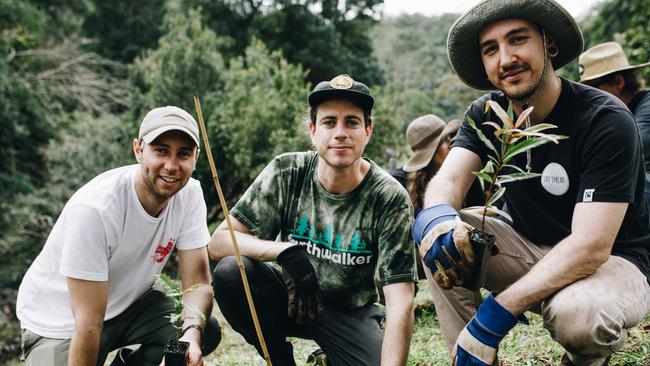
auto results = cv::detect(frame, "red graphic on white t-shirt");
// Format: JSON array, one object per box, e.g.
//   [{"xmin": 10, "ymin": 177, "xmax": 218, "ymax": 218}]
[{"xmin": 153, "ymin": 238, "xmax": 175, "ymax": 263}]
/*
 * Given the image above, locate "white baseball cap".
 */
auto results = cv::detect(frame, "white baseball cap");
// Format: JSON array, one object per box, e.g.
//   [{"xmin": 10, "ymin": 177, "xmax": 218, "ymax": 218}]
[{"xmin": 138, "ymin": 106, "xmax": 200, "ymax": 147}]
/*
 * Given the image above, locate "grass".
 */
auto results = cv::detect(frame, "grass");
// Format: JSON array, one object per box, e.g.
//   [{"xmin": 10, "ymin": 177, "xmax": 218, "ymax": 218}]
[
  {"xmin": 7, "ymin": 280, "xmax": 649, "ymax": 365},
  {"xmin": 202, "ymin": 281, "xmax": 650, "ymax": 366}
]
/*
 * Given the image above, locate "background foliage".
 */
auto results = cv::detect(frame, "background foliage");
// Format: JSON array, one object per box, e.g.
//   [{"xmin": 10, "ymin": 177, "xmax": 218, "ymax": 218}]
[{"xmin": 1, "ymin": 0, "xmax": 650, "ymax": 362}]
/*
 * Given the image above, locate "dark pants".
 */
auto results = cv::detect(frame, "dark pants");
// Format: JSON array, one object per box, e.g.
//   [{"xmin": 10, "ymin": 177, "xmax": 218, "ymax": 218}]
[
  {"xmin": 213, "ymin": 256, "xmax": 384, "ymax": 366},
  {"xmin": 21, "ymin": 288, "xmax": 221, "ymax": 366}
]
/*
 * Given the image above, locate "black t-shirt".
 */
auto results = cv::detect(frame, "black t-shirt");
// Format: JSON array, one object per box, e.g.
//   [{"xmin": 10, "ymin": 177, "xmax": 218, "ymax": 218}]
[{"xmin": 452, "ymin": 78, "xmax": 650, "ymax": 282}]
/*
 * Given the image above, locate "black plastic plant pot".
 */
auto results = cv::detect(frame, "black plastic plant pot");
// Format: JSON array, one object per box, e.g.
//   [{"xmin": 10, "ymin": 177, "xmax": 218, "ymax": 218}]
[
  {"xmin": 164, "ymin": 340, "xmax": 189, "ymax": 366},
  {"xmin": 462, "ymin": 228, "xmax": 498, "ymax": 291}
]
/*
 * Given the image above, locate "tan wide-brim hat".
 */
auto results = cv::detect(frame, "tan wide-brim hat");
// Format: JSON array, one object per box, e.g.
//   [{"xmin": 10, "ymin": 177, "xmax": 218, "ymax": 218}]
[
  {"xmin": 403, "ymin": 115, "xmax": 457, "ymax": 172},
  {"xmin": 579, "ymin": 42, "xmax": 650, "ymax": 82},
  {"xmin": 447, "ymin": 0, "xmax": 584, "ymax": 90}
]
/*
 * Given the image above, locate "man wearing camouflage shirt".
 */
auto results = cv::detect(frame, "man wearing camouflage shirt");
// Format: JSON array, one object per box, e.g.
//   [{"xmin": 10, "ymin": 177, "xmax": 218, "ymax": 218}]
[{"xmin": 208, "ymin": 74, "xmax": 417, "ymax": 366}]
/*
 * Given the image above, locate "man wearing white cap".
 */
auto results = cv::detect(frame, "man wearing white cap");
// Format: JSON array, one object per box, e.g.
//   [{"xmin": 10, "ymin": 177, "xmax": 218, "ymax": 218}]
[
  {"xmin": 16, "ymin": 106, "xmax": 221, "ymax": 366},
  {"xmin": 579, "ymin": 41, "xmax": 650, "ymax": 210},
  {"xmin": 412, "ymin": 0, "xmax": 650, "ymax": 365}
]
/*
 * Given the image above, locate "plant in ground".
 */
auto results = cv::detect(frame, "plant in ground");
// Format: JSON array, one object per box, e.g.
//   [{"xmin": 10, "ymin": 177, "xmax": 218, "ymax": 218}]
[{"xmin": 462, "ymin": 100, "xmax": 567, "ymax": 289}]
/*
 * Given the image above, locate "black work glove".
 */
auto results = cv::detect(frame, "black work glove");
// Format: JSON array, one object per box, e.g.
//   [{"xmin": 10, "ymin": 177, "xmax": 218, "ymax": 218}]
[{"xmin": 277, "ymin": 245, "xmax": 324, "ymax": 325}]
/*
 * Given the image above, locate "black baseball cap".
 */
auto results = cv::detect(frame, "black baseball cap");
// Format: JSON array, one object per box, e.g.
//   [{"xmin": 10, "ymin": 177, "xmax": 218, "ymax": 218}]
[{"xmin": 308, "ymin": 74, "xmax": 374, "ymax": 114}]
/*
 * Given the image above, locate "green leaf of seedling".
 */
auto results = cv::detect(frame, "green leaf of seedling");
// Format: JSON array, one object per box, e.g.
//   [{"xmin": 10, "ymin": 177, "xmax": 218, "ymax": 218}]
[
  {"xmin": 488, "ymin": 186, "xmax": 505, "ymax": 206},
  {"xmin": 459, "ymin": 205, "xmax": 513, "ymax": 222},
  {"xmin": 523, "ymin": 123, "xmax": 558, "ymax": 133},
  {"xmin": 507, "ymin": 102, "xmax": 515, "ymax": 123},
  {"xmin": 483, "ymin": 160, "xmax": 495, "ymax": 174},
  {"xmin": 168, "ymin": 313, "xmax": 184, "ymax": 329},
  {"xmin": 467, "ymin": 116, "xmax": 499, "ymax": 157},
  {"xmin": 483, "ymin": 121, "xmax": 502, "ymax": 131},
  {"xmin": 496, "ymin": 172, "xmax": 541, "ymax": 185},
  {"xmin": 472, "ymin": 171, "xmax": 493, "ymax": 184},
  {"xmin": 157, "ymin": 273, "xmax": 182, "ymax": 297},
  {"xmin": 503, "ymin": 164, "xmax": 525, "ymax": 173},
  {"xmin": 487, "ymin": 100, "xmax": 513, "ymax": 129},
  {"xmin": 511, "ymin": 130, "xmax": 565, "ymax": 143},
  {"xmin": 547, "ymin": 134, "xmax": 568, "ymax": 142},
  {"xmin": 484, "ymin": 206, "xmax": 513, "ymax": 222},
  {"xmin": 514, "ymin": 105, "xmax": 534, "ymax": 128},
  {"xmin": 460, "ymin": 205, "xmax": 484, "ymax": 213},
  {"xmin": 492, "ymin": 128, "xmax": 511, "ymax": 139},
  {"xmin": 502, "ymin": 137, "xmax": 555, "ymax": 164}
]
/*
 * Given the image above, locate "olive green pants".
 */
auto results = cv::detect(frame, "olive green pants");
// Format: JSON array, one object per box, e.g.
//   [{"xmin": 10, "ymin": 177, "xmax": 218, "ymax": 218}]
[
  {"xmin": 426, "ymin": 210, "xmax": 650, "ymax": 366},
  {"xmin": 21, "ymin": 288, "xmax": 221, "ymax": 366}
]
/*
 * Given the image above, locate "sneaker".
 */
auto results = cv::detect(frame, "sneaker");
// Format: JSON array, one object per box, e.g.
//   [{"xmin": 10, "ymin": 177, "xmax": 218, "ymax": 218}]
[{"xmin": 306, "ymin": 348, "xmax": 327, "ymax": 366}]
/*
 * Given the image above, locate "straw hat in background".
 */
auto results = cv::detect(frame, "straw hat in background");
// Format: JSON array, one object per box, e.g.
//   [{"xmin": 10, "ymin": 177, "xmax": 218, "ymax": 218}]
[
  {"xmin": 403, "ymin": 115, "xmax": 459, "ymax": 172},
  {"xmin": 579, "ymin": 42, "xmax": 650, "ymax": 82}
]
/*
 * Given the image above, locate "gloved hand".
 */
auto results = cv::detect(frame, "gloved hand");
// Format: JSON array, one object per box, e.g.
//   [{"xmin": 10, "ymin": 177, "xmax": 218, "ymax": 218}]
[
  {"xmin": 452, "ymin": 294, "xmax": 527, "ymax": 365},
  {"xmin": 277, "ymin": 245, "xmax": 324, "ymax": 325},
  {"xmin": 412, "ymin": 204, "xmax": 475, "ymax": 289}
]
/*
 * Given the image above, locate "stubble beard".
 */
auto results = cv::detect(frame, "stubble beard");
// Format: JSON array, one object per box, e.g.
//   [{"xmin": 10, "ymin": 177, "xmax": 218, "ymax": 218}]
[
  {"xmin": 142, "ymin": 169, "xmax": 176, "ymax": 202},
  {"xmin": 504, "ymin": 59, "xmax": 550, "ymax": 102}
]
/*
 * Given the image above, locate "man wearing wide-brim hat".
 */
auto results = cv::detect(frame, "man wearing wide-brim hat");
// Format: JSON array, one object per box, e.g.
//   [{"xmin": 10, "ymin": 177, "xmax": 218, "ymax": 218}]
[
  {"xmin": 411, "ymin": 0, "xmax": 650, "ymax": 365},
  {"xmin": 209, "ymin": 74, "xmax": 417, "ymax": 366},
  {"xmin": 579, "ymin": 41, "xmax": 650, "ymax": 213}
]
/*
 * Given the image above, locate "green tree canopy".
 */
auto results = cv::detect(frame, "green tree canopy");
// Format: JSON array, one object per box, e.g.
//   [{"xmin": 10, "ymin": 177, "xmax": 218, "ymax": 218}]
[
  {"xmin": 83, "ymin": 0, "xmax": 167, "ymax": 63},
  {"xmin": 184, "ymin": 0, "xmax": 385, "ymax": 86}
]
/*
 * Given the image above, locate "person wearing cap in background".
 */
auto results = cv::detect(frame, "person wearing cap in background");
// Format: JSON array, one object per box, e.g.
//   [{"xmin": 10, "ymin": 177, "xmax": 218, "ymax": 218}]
[
  {"xmin": 392, "ymin": 116, "xmax": 486, "ymax": 294},
  {"xmin": 16, "ymin": 106, "xmax": 221, "ymax": 366},
  {"xmin": 411, "ymin": 0, "xmax": 650, "ymax": 365},
  {"xmin": 392, "ymin": 115, "xmax": 484, "ymax": 214},
  {"xmin": 209, "ymin": 74, "xmax": 417, "ymax": 366},
  {"xmin": 579, "ymin": 41, "xmax": 650, "ymax": 211}
]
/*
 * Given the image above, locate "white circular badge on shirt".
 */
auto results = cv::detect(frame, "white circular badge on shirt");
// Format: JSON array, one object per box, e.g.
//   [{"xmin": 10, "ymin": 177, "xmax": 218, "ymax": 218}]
[{"xmin": 541, "ymin": 162, "xmax": 569, "ymax": 196}]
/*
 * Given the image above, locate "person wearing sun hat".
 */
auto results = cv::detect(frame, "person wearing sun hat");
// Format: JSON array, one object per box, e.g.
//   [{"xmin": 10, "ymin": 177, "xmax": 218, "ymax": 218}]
[
  {"xmin": 210, "ymin": 74, "xmax": 417, "ymax": 366},
  {"xmin": 403, "ymin": 115, "xmax": 451, "ymax": 171},
  {"xmin": 392, "ymin": 115, "xmax": 482, "ymax": 214},
  {"xmin": 579, "ymin": 42, "xmax": 650, "ymax": 212},
  {"xmin": 16, "ymin": 106, "xmax": 222, "ymax": 366},
  {"xmin": 411, "ymin": 1, "xmax": 650, "ymax": 365}
]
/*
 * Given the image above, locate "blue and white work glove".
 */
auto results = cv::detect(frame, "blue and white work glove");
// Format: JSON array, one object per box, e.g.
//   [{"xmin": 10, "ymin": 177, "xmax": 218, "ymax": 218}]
[
  {"xmin": 452, "ymin": 294, "xmax": 528, "ymax": 365},
  {"xmin": 412, "ymin": 204, "xmax": 475, "ymax": 289}
]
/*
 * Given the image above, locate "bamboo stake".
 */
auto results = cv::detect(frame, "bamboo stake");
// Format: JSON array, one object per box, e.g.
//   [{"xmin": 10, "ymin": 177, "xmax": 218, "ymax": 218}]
[{"xmin": 193, "ymin": 96, "xmax": 271, "ymax": 365}]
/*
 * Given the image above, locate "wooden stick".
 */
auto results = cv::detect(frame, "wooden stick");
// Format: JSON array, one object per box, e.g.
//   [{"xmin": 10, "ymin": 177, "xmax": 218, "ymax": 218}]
[{"xmin": 193, "ymin": 96, "xmax": 272, "ymax": 365}]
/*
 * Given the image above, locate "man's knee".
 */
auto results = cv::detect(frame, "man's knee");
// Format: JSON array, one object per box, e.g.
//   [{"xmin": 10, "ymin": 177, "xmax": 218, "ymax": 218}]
[
  {"xmin": 212, "ymin": 256, "xmax": 258, "ymax": 297},
  {"xmin": 542, "ymin": 289, "xmax": 625, "ymax": 354},
  {"xmin": 202, "ymin": 315, "xmax": 222, "ymax": 355}
]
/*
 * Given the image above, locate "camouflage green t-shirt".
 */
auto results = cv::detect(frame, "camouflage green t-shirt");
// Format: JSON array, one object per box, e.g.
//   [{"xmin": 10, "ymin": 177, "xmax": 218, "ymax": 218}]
[{"xmin": 231, "ymin": 151, "xmax": 417, "ymax": 309}]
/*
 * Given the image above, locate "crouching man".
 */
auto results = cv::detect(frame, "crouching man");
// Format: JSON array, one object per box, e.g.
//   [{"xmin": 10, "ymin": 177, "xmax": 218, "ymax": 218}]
[
  {"xmin": 17, "ymin": 106, "xmax": 221, "ymax": 366},
  {"xmin": 209, "ymin": 74, "xmax": 417, "ymax": 366},
  {"xmin": 413, "ymin": 1, "xmax": 650, "ymax": 365}
]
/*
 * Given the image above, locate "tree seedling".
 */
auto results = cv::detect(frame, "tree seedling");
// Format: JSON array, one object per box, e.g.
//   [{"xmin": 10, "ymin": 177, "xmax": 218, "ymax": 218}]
[
  {"xmin": 461, "ymin": 100, "xmax": 567, "ymax": 290},
  {"xmin": 157, "ymin": 273, "xmax": 206, "ymax": 366}
]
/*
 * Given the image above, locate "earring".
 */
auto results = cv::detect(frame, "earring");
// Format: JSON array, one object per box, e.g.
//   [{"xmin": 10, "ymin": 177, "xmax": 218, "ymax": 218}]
[{"xmin": 548, "ymin": 46, "xmax": 558, "ymax": 57}]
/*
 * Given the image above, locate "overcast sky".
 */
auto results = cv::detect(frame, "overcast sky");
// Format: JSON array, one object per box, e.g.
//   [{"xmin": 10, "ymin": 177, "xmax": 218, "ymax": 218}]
[{"xmin": 382, "ymin": 0, "xmax": 605, "ymax": 19}]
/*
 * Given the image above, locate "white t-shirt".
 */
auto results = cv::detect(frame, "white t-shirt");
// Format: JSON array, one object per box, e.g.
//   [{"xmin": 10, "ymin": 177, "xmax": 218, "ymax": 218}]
[{"xmin": 16, "ymin": 164, "xmax": 210, "ymax": 338}]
